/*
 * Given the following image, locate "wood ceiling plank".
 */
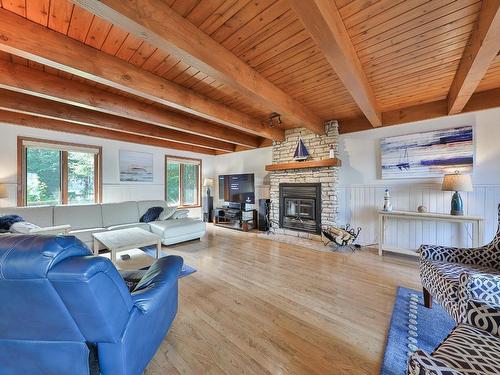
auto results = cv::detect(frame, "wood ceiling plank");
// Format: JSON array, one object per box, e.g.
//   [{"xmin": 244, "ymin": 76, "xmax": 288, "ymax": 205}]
[
  {"xmin": 26, "ymin": 0, "xmax": 49, "ymax": 25},
  {"xmin": 199, "ymin": 0, "xmax": 249, "ymax": 36},
  {"xmin": 0, "ymin": 60, "xmax": 261, "ymax": 148},
  {"xmin": 254, "ymin": 38, "xmax": 315, "ymax": 72},
  {"xmin": 74, "ymin": 0, "xmax": 324, "ymax": 134},
  {"xmin": 67, "ymin": 5, "xmax": 93, "ymax": 42},
  {"xmin": 141, "ymin": 49, "xmax": 169, "ymax": 72},
  {"xmin": 128, "ymin": 42, "xmax": 156, "ymax": 67},
  {"xmin": 358, "ymin": 19, "xmax": 476, "ymax": 63},
  {"xmin": 221, "ymin": 0, "xmax": 288, "ymax": 51},
  {"xmin": 0, "ymin": 110, "xmax": 216, "ymax": 154},
  {"xmin": 185, "ymin": 0, "xmax": 226, "ymax": 27},
  {"xmin": 448, "ymin": 0, "xmax": 500, "ymax": 114},
  {"xmin": 48, "ymin": 0, "xmax": 73, "ymax": 34},
  {"xmin": 357, "ymin": 4, "xmax": 481, "ymax": 56},
  {"xmin": 0, "ymin": 8, "xmax": 283, "ymax": 140},
  {"xmin": 260, "ymin": 46, "xmax": 320, "ymax": 79},
  {"xmin": 170, "ymin": 0, "xmax": 201, "ymax": 17},
  {"xmin": 351, "ymin": 0, "xmax": 476, "ymax": 47},
  {"xmin": 0, "ymin": 88, "xmax": 235, "ymax": 152},
  {"xmin": 2, "ymin": 0, "xmax": 25, "ymax": 16},
  {"xmin": 231, "ymin": 9, "xmax": 295, "ymax": 57},
  {"xmin": 114, "ymin": 33, "xmax": 142, "ymax": 60},
  {"xmin": 210, "ymin": 0, "xmax": 274, "ymax": 43},
  {"xmin": 340, "ymin": 0, "xmax": 406, "ymax": 28},
  {"xmin": 100, "ymin": 25, "xmax": 128, "ymax": 55},
  {"xmin": 364, "ymin": 32, "xmax": 470, "ymax": 72},
  {"xmin": 84, "ymin": 15, "xmax": 112, "ymax": 49},
  {"xmin": 289, "ymin": 0, "xmax": 382, "ymax": 127}
]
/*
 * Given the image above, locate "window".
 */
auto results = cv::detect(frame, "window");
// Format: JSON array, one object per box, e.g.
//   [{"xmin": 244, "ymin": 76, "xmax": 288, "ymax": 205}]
[
  {"xmin": 165, "ymin": 156, "xmax": 201, "ymax": 207},
  {"xmin": 18, "ymin": 137, "xmax": 102, "ymax": 206}
]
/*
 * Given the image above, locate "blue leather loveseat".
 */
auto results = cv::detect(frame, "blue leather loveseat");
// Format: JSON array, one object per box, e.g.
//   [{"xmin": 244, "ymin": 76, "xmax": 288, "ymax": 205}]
[{"xmin": 0, "ymin": 234, "xmax": 183, "ymax": 375}]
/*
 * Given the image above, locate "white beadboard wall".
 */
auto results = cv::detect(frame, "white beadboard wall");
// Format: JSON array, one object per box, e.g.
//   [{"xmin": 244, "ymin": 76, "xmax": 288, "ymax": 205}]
[
  {"xmin": 337, "ymin": 184, "xmax": 500, "ymax": 249},
  {"xmin": 338, "ymin": 107, "xmax": 500, "ymax": 250}
]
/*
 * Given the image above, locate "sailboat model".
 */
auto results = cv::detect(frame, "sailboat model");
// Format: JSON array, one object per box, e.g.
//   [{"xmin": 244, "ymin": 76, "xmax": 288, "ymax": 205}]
[{"xmin": 293, "ymin": 136, "xmax": 310, "ymax": 161}]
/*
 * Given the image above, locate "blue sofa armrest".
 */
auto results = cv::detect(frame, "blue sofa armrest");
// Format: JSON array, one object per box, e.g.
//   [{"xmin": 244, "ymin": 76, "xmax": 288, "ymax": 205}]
[{"xmin": 131, "ymin": 255, "xmax": 183, "ymax": 314}]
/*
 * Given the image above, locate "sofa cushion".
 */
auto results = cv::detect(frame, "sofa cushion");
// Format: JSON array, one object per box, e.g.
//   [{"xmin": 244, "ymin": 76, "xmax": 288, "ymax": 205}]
[
  {"xmin": 0, "ymin": 215, "xmax": 25, "ymax": 230},
  {"xmin": 101, "ymin": 201, "xmax": 139, "ymax": 227},
  {"xmin": 54, "ymin": 204, "xmax": 103, "ymax": 230},
  {"xmin": 140, "ymin": 207, "xmax": 164, "ymax": 223},
  {"xmin": 69, "ymin": 228, "xmax": 107, "ymax": 246},
  {"xmin": 0, "ymin": 206, "xmax": 54, "ymax": 227},
  {"xmin": 107, "ymin": 223, "xmax": 151, "ymax": 232},
  {"xmin": 149, "ymin": 218, "xmax": 205, "ymax": 237},
  {"xmin": 137, "ymin": 200, "xmax": 168, "ymax": 218},
  {"xmin": 158, "ymin": 206, "xmax": 177, "ymax": 221}
]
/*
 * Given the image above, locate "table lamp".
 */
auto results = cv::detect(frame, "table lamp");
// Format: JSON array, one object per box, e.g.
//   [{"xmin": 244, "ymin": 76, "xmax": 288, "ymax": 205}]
[
  {"xmin": 203, "ymin": 178, "xmax": 214, "ymax": 197},
  {"xmin": 441, "ymin": 172, "xmax": 472, "ymax": 215}
]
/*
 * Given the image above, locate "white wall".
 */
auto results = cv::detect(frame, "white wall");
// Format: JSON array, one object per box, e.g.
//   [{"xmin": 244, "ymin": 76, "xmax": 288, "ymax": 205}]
[
  {"xmin": 0, "ymin": 122, "xmax": 214, "ymax": 218},
  {"xmin": 338, "ymin": 107, "xmax": 500, "ymax": 248},
  {"xmin": 213, "ymin": 146, "xmax": 272, "ymax": 205}
]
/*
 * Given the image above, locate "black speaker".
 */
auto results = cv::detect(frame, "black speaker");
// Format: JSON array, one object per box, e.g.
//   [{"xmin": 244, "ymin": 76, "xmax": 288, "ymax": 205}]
[
  {"xmin": 203, "ymin": 196, "xmax": 213, "ymax": 222},
  {"xmin": 258, "ymin": 199, "xmax": 270, "ymax": 231}
]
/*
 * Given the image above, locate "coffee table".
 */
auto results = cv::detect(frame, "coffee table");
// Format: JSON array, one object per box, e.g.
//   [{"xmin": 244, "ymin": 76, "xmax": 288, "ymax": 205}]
[{"xmin": 92, "ymin": 227, "xmax": 162, "ymax": 263}]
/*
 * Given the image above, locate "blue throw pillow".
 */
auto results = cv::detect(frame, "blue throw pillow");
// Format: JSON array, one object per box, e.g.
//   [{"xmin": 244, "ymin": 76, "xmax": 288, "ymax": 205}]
[
  {"xmin": 0, "ymin": 215, "xmax": 24, "ymax": 230},
  {"xmin": 140, "ymin": 207, "xmax": 164, "ymax": 223}
]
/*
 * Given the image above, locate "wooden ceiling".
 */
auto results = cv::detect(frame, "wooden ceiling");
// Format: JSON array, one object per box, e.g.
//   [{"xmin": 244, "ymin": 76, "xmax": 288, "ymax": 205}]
[{"xmin": 0, "ymin": 0, "xmax": 498, "ymax": 154}]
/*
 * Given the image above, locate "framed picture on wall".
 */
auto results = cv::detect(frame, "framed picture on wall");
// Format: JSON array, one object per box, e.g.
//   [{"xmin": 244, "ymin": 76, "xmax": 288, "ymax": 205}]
[
  {"xmin": 380, "ymin": 126, "xmax": 473, "ymax": 179},
  {"xmin": 119, "ymin": 150, "xmax": 153, "ymax": 182}
]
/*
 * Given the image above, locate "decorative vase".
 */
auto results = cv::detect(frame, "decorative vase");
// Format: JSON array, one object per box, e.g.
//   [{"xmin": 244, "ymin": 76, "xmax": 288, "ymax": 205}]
[{"xmin": 383, "ymin": 189, "xmax": 393, "ymax": 212}]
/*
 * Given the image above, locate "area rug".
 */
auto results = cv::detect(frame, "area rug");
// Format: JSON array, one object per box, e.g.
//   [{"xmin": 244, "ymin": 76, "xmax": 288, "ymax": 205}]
[
  {"xmin": 380, "ymin": 287, "xmax": 455, "ymax": 375},
  {"xmin": 114, "ymin": 245, "xmax": 197, "ymax": 279}
]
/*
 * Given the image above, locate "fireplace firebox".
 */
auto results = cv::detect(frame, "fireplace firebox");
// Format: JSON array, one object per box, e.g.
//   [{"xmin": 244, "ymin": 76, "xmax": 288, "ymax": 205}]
[{"xmin": 279, "ymin": 183, "xmax": 321, "ymax": 234}]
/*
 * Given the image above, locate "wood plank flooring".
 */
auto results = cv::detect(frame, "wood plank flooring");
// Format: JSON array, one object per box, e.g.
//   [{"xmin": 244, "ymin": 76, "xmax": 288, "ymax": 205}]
[{"xmin": 145, "ymin": 225, "xmax": 421, "ymax": 375}]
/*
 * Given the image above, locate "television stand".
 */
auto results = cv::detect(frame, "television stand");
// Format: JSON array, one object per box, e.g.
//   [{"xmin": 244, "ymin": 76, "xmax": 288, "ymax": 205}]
[{"xmin": 213, "ymin": 206, "xmax": 257, "ymax": 232}]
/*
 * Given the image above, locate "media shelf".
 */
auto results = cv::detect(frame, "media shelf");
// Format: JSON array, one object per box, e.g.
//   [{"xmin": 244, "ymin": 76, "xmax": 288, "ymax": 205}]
[{"xmin": 213, "ymin": 205, "xmax": 257, "ymax": 232}]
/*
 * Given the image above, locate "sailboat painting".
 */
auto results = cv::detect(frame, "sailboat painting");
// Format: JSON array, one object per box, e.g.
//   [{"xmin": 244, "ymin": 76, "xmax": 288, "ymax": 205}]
[
  {"xmin": 380, "ymin": 126, "xmax": 473, "ymax": 179},
  {"xmin": 293, "ymin": 136, "xmax": 310, "ymax": 161}
]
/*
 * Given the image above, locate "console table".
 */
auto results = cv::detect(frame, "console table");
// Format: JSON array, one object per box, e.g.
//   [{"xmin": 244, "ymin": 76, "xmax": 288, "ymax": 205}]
[
  {"xmin": 214, "ymin": 206, "xmax": 257, "ymax": 232},
  {"xmin": 378, "ymin": 210, "xmax": 485, "ymax": 257}
]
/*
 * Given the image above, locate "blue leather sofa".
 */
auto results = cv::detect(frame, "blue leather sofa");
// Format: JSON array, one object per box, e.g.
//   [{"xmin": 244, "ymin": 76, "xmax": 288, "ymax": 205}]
[{"xmin": 0, "ymin": 234, "xmax": 183, "ymax": 375}]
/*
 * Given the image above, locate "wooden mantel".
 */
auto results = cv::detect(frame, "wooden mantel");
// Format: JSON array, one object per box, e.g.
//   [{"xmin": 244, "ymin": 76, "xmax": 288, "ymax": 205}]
[{"xmin": 265, "ymin": 158, "xmax": 341, "ymax": 171}]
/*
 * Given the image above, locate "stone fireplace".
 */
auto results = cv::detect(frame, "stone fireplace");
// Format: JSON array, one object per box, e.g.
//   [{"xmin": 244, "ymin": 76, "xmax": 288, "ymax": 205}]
[{"xmin": 269, "ymin": 121, "xmax": 339, "ymax": 240}]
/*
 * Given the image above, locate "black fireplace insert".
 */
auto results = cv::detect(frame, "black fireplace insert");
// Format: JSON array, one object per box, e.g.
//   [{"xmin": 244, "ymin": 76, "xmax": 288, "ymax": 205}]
[{"xmin": 279, "ymin": 183, "xmax": 321, "ymax": 234}]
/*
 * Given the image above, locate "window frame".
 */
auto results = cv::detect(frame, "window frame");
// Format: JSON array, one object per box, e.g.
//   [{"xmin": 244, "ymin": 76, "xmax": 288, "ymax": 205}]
[
  {"xmin": 165, "ymin": 155, "xmax": 202, "ymax": 208},
  {"xmin": 17, "ymin": 137, "xmax": 103, "ymax": 207}
]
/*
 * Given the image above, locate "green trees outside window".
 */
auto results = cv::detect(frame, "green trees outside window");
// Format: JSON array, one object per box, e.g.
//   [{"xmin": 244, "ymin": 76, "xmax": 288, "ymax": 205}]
[
  {"xmin": 20, "ymin": 138, "xmax": 101, "ymax": 207},
  {"xmin": 166, "ymin": 157, "xmax": 201, "ymax": 207}
]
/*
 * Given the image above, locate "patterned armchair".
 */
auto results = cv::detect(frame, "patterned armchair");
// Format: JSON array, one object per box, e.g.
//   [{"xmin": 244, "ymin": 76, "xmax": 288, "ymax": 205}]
[
  {"xmin": 419, "ymin": 205, "xmax": 500, "ymax": 322},
  {"xmin": 407, "ymin": 299, "xmax": 500, "ymax": 374}
]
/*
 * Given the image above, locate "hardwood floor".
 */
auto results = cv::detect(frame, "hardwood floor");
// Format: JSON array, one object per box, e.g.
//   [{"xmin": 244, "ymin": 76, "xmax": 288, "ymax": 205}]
[{"xmin": 145, "ymin": 225, "xmax": 421, "ymax": 375}]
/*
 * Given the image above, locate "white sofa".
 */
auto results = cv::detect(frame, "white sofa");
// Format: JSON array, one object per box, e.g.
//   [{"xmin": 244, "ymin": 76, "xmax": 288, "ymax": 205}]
[{"xmin": 0, "ymin": 200, "xmax": 206, "ymax": 248}]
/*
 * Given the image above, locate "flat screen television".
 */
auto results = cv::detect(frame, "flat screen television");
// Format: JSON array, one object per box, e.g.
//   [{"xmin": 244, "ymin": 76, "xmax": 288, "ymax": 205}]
[{"xmin": 218, "ymin": 173, "xmax": 255, "ymax": 204}]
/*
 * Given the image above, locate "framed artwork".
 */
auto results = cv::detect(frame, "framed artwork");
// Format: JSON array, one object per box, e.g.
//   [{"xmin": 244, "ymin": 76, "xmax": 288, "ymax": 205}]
[
  {"xmin": 119, "ymin": 150, "xmax": 153, "ymax": 182},
  {"xmin": 380, "ymin": 126, "xmax": 473, "ymax": 179}
]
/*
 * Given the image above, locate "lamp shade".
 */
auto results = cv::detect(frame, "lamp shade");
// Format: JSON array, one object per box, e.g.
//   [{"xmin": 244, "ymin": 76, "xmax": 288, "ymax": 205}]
[
  {"xmin": 0, "ymin": 184, "xmax": 8, "ymax": 199},
  {"xmin": 203, "ymin": 178, "xmax": 214, "ymax": 187},
  {"xmin": 441, "ymin": 173, "xmax": 473, "ymax": 192}
]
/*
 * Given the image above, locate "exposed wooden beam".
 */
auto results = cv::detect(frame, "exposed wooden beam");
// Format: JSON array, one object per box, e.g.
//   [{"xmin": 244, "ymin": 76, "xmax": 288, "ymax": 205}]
[
  {"xmin": 448, "ymin": 0, "xmax": 500, "ymax": 114},
  {"xmin": 339, "ymin": 87, "xmax": 500, "ymax": 134},
  {"xmin": 0, "ymin": 60, "xmax": 260, "ymax": 148},
  {"xmin": 0, "ymin": 89, "xmax": 235, "ymax": 152},
  {"xmin": 0, "ymin": 110, "xmax": 216, "ymax": 155},
  {"xmin": 73, "ymin": 0, "xmax": 325, "ymax": 135},
  {"xmin": 289, "ymin": 0, "xmax": 382, "ymax": 128},
  {"xmin": 0, "ymin": 8, "xmax": 284, "ymax": 141}
]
